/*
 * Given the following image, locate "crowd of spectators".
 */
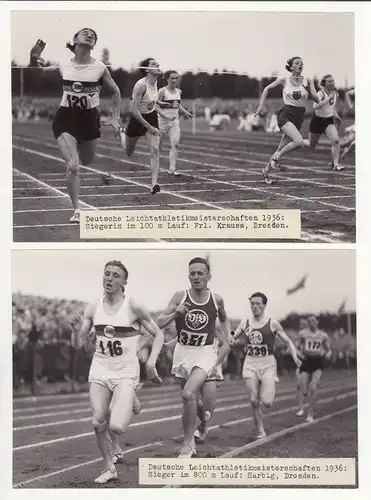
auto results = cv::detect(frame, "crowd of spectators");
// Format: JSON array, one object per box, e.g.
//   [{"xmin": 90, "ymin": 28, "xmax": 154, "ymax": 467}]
[{"xmin": 12, "ymin": 293, "xmax": 357, "ymax": 395}]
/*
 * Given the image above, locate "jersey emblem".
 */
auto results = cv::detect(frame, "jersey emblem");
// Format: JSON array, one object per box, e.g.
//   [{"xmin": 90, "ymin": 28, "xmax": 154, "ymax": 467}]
[
  {"xmin": 104, "ymin": 325, "xmax": 115, "ymax": 338},
  {"xmin": 247, "ymin": 329, "xmax": 263, "ymax": 345},
  {"xmin": 72, "ymin": 82, "xmax": 83, "ymax": 93},
  {"xmin": 292, "ymin": 91, "xmax": 302, "ymax": 101},
  {"xmin": 185, "ymin": 309, "xmax": 209, "ymax": 331}
]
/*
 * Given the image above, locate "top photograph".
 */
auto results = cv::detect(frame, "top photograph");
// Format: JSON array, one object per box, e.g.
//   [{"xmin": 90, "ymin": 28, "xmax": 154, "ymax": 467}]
[{"xmin": 11, "ymin": 10, "xmax": 355, "ymax": 243}]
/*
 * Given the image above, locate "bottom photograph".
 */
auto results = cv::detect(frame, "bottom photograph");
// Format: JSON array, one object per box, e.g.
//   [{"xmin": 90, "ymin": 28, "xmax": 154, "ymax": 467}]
[{"xmin": 12, "ymin": 249, "xmax": 357, "ymax": 488}]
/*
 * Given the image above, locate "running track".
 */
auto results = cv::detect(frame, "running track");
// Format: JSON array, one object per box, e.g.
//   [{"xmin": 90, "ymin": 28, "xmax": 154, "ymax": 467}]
[
  {"xmin": 12, "ymin": 122, "xmax": 355, "ymax": 243},
  {"xmin": 13, "ymin": 370, "xmax": 357, "ymax": 488}
]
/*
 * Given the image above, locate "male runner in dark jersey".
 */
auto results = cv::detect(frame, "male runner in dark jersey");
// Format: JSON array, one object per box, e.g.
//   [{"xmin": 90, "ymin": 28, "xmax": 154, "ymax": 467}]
[
  {"xmin": 157, "ymin": 257, "xmax": 231, "ymax": 457},
  {"xmin": 296, "ymin": 315, "xmax": 331, "ymax": 422},
  {"xmin": 232, "ymin": 292, "xmax": 301, "ymax": 438}
]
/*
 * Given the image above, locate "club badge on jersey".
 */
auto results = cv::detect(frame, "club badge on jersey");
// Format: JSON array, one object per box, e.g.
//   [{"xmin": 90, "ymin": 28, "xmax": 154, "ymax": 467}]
[
  {"xmin": 185, "ymin": 309, "xmax": 209, "ymax": 331},
  {"xmin": 245, "ymin": 328, "xmax": 269, "ymax": 357},
  {"xmin": 104, "ymin": 325, "xmax": 116, "ymax": 338}
]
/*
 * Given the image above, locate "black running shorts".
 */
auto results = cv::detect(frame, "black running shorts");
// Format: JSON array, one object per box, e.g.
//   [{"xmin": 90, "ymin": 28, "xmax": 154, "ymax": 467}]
[
  {"xmin": 125, "ymin": 110, "xmax": 159, "ymax": 138},
  {"xmin": 309, "ymin": 115, "xmax": 335, "ymax": 135},
  {"xmin": 52, "ymin": 106, "xmax": 101, "ymax": 143},
  {"xmin": 277, "ymin": 105, "xmax": 306, "ymax": 131},
  {"xmin": 299, "ymin": 356, "xmax": 325, "ymax": 374}
]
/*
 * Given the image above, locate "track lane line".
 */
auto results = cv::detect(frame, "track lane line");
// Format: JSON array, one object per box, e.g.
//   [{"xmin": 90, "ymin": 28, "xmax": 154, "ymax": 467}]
[{"xmin": 13, "ymin": 389, "xmax": 356, "ymax": 488}]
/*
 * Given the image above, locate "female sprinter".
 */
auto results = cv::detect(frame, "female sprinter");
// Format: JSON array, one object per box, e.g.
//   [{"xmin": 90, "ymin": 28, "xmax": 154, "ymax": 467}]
[
  {"xmin": 308, "ymin": 74, "xmax": 344, "ymax": 171},
  {"xmin": 157, "ymin": 70, "xmax": 193, "ymax": 176},
  {"xmin": 29, "ymin": 29, "xmax": 121, "ymax": 223},
  {"xmin": 255, "ymin": 57, "xmax": 321, "ymax": 184}
]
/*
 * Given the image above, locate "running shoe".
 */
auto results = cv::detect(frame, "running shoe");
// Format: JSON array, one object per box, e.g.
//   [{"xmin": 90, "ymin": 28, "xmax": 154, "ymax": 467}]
[
  {"xmin": 168, "ymin": 169, "xmax": 181, "ymax": 176},
  {"xmin": 178, "ymin": 445, "xmax": 196, "ymax": 458},
  {"xmin": 306, "ymin": 413, "xmax": 315, "ymax": 423},
  {"xmin": 69, "ymin": 210, "xmax": 80, "ymax": 224},
  {"xmin": 94, "ymin": 468, "xmax": 118, "ymax": 484},
  {"xmin": 296, "ymin": 409, "xmax": 305, "ymax": 417},
  {"xmin": 113, "ymin": 452, "xmax": 125, "ymax": 465},
  {"xmin": 151, "ymin": 184, "xmax": 161, "ymax": 195},
  {"xmin": 133, "ymin": 394, "xmax": 142, "ymax": 415},
  {"xmin": 261, "ymin": 168, "xmax": 273, "ymax": 185},
  {"xmin": 194, "ymin": 410, "xmax": 211, "ymax": 443}
]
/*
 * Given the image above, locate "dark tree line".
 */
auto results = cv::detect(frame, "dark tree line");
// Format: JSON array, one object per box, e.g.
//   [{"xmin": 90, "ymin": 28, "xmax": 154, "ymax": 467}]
[{"xmin": 11, "ymin": 49, "xmax": 348, "ymax": 100}]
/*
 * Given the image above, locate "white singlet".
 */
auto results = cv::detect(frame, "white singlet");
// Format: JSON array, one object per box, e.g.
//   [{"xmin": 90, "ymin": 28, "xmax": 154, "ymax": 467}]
[
  {"xmin": 89, "ymin": 295, "xmax": 141, "ymax": 385},
  {"xmin": 159, "ymin": 87, "xmax": 181, "ymax": 120},
  {"xmin": 283, "ymin": 76, "xmax": 309, "ymax": 107},
  {"xmin": 314, "ymin": 90, "xmax": 337, "ymax": 118},
  {"xmin": 134, "ymin": 77, "xmax": 158, "ymax": 114},
  {"xmin": 59, "ymin": 59, "xmax": 106, "ymax": 110}
]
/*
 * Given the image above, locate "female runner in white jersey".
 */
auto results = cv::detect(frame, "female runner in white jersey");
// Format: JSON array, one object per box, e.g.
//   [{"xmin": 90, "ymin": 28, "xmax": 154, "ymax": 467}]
[
  {"xmin": 121, "ymin": 58, "xmax": 168, "ymax": 195},
  {"xmin": 70, "ymin": 260, "xmax": 164, "ymax": 484},
  {"xmin": 255, "ymin": 57, "xmax": 321, "ymax": 184},
  {"xmin": 29, "ymin": 30, "xmax": 121, "ymax": 223},
  {"xmin": 308, "ymin": 74, "xmax": 344, "ymax": 171},
  {"xmin": 157, "ymin": 70, "xmax": 193, "ymax": 176}
]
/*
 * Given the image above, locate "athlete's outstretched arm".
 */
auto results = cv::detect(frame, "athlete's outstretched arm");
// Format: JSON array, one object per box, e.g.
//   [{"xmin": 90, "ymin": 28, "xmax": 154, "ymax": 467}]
[
  {"xmin": 346, "ymin": 89, "xmax": 355, "ymax": 109},
  {"xmin": 156, "ymin": 291, "xmax": 189, "ymax": 329},
  {"xmin": 130, "ymin": 298, "xmax": 164, "ymax": 383},
  {"xmin": 213, "ymin": 328, "xmax": 231, "ymax": 370},
  {"xmin": 323, "ymin": 334, "xmax": 332, "ymax": 359},
  {"xmin": 295, "ymin": 332, "xmax": 305, "ymax": 359},
  {"xmin": 255, "ymin": 77, "xmax": 286, "ymax": 115},
  {"xmin": 215, "ymin": 294, "xmax": 234, "ymax": 346},
  {"xmin": 272, "ymin": 320, "xmax": 302, "ymax": 367},
  {"xmin": 29, "ymin": 40, "xmax": 59, "ymax": 73},
  {"xmin": 70, "ymin": 302, "xmax": 95, "ymax": 350},
  {"xmin": 101, "ymin": 68, "xmax": 121, "ymax": 136},
  {"xmin": 232, "ymin": 319, "xmax": 247, "ymax": 342},
  {"xmin": 312, "ymin": 89, "xmax": 331, "ymax": 110},
  {"xmin": 307, "ymin": 79, "xmax": 321, "ymax": 103}
]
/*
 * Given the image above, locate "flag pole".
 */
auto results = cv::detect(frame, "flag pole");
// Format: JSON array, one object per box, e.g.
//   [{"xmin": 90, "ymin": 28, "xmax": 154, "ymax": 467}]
[{"xmin": 192, "ymin": 101, "xmax": 196, "ymax": 135}]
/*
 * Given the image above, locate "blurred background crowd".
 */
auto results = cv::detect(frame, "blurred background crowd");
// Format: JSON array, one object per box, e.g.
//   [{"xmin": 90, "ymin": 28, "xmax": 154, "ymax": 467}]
[{"xmin": 12, "ymin": 292, "xmax": 357, "ymax": 396}]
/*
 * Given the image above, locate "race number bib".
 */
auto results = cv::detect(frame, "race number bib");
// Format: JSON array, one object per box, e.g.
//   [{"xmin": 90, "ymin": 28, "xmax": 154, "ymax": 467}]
[
  {"xmin": 245, "ymin": 344, "xmax": 268, "ymax": 357},
  {"xmin": 97, "ymin": 338, "xmax": 124, "ymax": 357},
  {"xmin": 62, "ymin": 92, "xmax": 98, "ymax": 109},
  {"xmin": 179, "ymin": 331, "xmax": 208, "ymax": 347},
  {"xmin": 304, "ymin": 339, "xmax": 322, "ymax": 355}
]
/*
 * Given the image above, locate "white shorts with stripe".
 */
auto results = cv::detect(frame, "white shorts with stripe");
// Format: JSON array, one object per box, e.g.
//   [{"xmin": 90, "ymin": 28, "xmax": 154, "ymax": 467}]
[
  {"xmin": 88, "ymin": 355, "xmax": 140, "ymax": 392},
  {"xmin": 172, "ymin": 342, "xmax": 217, "ymax": 380},
  {"xmin": 242, "ymin": 354, "xmax": 277, "ymax": 381}
]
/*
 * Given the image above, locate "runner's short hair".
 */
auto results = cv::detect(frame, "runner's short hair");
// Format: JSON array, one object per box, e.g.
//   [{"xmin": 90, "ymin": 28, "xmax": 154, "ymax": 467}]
[
  {"xmin": 188, "ymin": 257, "xmax": 210, "ymax": 273},
  {"xmin": 249, "ymin": 292, "xmax": 268, "ymax": 305},
  {"xmin": 104, "ymin": 260, "xmax": 128, "ymax": 280}
]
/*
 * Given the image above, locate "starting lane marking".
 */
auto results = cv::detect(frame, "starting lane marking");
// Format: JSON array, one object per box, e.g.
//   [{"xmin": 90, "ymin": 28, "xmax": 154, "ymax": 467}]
[
  {"xmin": 221, "ymin": 404, "xmax": 357, "ymax": 458},
  {"xmin": 13, "ymin": 389, "xmax": 356, "ymax": 488}
]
